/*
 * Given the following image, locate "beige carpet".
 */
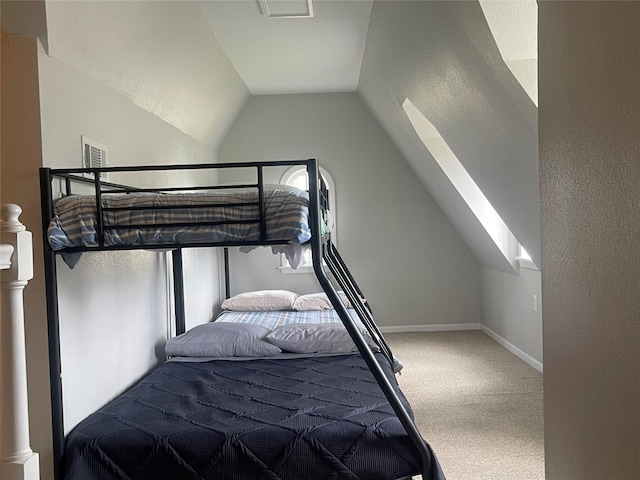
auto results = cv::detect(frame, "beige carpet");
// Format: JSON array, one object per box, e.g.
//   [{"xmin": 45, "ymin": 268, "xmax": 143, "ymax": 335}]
[{"xmin": 386, "ymin": 331, "xmax": 544, "ymax": 480}]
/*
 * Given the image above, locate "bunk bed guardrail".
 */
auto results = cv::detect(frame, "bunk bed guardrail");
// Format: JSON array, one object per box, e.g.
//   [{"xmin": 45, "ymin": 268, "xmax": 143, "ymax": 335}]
[{"xmin": 39, "ymin": 158, "xmax": 441, "ymax": 479}]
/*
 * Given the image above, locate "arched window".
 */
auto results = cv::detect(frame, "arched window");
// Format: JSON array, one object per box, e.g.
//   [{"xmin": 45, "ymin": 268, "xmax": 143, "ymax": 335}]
[{"xmin": 280, "ymin": 165, "xmax": 336, "ymax": 272}]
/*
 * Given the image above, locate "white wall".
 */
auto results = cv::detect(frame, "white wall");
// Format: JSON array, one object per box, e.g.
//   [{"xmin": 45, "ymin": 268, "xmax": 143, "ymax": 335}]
[
  {"xmin": 480, "ymin": 266, "xmax": 542, "ymax": 369},
  {"xmin": 218, "ymin": 93, "xmax": 482, "ymax": 328},
  {"xmin": 539, "ymin": 2, "xmax": 640, "ymax": 478},
  {"xmin": 37, "ymin": 39, "xmax": 222, "ymax": 454}
]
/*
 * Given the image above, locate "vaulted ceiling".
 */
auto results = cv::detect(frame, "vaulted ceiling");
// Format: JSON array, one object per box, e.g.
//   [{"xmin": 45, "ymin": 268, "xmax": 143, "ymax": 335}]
[{"xmin": 1, "ymin": 0, "xmax": 540, "ymax": 268}]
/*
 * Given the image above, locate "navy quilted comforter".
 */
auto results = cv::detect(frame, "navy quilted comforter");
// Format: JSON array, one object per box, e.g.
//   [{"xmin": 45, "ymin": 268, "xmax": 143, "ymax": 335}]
[{"xmin": 64, "ymin": 354, "xmax": 444, "ymax": 480}]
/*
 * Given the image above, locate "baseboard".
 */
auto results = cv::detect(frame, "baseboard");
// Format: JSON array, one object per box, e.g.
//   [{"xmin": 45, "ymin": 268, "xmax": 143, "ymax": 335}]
[
  {"xmin": 480, "ymin": 325, "xmax": 543, "ymax": 373},
  {"xmin": 379, "ymin": 323, "xmax": 481, "ymax": 333}
]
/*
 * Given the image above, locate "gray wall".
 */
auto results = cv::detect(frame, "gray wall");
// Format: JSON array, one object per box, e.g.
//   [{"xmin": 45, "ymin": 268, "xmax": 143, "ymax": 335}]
[
  {"xmin": 539, "ymin": 2, "xmax": 640, "ymax": 478},
  {"xmin": 218, "ymin": 93, "xmax": 482, "ymax": 328},
  {"xmin": 480, "ymin": 266, "xmax": 542, "ymax": 368},
  {"xmin": 34, "ymin": 40, "xmax": 222, "ymax": 474}
]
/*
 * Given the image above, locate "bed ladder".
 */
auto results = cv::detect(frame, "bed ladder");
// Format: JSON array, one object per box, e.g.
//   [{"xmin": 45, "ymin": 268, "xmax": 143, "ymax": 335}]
[
  {"xmin": 326, "ymin": 241, "xmax": 400, "ymax": 369},
  {"xmin": 307, "ymin": 161, "xmax": 441, "ymax": 479}
]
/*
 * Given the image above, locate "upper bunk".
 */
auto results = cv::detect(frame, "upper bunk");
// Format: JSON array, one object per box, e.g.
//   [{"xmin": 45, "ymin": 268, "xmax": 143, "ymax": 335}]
[
  {"xmin": 38, "ymin": 157, "xmax": 398, "ymax": 378},
  {"xmin": 39, "ymin": 159, "xmax": 330, "ymax": 267}
]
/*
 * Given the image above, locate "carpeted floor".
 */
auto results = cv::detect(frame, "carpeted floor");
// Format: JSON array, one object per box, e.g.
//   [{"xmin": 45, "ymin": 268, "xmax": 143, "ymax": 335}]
[{"xmin": 385, "ymin": 330, "xmax": 544, "ymax": 480}]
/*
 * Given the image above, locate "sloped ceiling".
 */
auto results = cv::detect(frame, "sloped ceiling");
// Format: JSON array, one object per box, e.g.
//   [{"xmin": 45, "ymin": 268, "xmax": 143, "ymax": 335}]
[
  {"xmin": 480, "ymin": 0, "xmax": 538, "ymax": 106},
  {"xmin": 359, "ymin": 1, "xmax": 540, "ymax": 267},
  {"xmin": 43, "ymin": 0, "xmax": 249, "ymax": 148},
  {"xmin": 8, "ymin": 0, "xmax": 539, "ymax": 269}
]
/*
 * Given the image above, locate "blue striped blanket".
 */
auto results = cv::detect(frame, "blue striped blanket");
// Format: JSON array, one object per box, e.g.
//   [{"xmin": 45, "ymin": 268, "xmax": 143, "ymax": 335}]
[{"xmin": 47, "ymin": 185, "xmax": 312, "ymax": 251}]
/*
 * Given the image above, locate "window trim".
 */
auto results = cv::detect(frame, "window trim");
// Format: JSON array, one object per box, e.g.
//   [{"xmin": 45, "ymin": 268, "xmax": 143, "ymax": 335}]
[
  {"xmin": 279, "ymin": 165, "xmax": 336, "ymax": 273},
  {"xmin": 516, "ymin": 245, "xmax": 539, "ymax": 271}
]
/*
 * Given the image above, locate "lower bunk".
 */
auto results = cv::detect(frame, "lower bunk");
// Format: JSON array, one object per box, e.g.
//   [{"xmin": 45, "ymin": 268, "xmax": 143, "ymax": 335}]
[{"xmin": 61, "ymin": 294, "xmax": 446, "ymax": 480}]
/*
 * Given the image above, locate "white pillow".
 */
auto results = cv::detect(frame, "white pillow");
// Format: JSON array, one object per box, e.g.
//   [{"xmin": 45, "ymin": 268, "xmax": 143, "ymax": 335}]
[
  {"xmin": 292, "ymin": 291, "xmax": 359, "ymax": 311},
  {"xmin": 221, "ymin": 290, "xmax": 298, "ymax": 311},
  {"xmin": 265, "ymin": 324, "xmax": 379, "ymax": 355},
  {"xmin": 165, "ymin": 322, "xmax": 282, "ymax": 357}
]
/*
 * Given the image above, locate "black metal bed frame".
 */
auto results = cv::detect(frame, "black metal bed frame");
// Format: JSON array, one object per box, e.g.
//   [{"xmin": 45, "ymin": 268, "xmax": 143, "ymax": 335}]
[{"xmin": 39, "ymin": 158, "xmax": 435, "ymax": 480}]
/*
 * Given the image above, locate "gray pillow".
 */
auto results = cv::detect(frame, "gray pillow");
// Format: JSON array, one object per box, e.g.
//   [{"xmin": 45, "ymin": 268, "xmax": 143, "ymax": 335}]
[
  {"xmin": 265, "ymin": 324, "xmax": 379, "ymax": 355},
  {"xmin": 165, "ymin": 322, "xmax": 282, "ymax": 358}
]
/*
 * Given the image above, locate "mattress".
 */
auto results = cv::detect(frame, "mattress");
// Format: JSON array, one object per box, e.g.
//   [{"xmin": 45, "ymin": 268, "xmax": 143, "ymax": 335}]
[
  {"xmin": 62, "ymin": 353, "xmax": 444, "ymax": 480},
  {"xmin": 47, "ymin": 185, "xmax": 312, "ymax": 251}
]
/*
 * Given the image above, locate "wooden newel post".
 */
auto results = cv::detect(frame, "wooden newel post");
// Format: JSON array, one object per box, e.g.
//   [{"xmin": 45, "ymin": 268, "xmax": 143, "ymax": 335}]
[{"xmin": 0, "ymin": 204, "xmax": 40, "ymax": 479}]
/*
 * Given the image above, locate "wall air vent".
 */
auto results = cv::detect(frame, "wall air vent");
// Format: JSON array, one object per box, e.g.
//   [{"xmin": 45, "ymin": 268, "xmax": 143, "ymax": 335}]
[{"xmin": 81, "ymin": 136, "xmax": 108, "ymax": 180}]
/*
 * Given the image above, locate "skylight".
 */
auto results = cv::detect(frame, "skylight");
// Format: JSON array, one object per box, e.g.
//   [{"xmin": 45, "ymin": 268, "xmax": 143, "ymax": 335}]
[{"xmin": 402, "ymin": 98, "xmax": 520, "ymax": 270}]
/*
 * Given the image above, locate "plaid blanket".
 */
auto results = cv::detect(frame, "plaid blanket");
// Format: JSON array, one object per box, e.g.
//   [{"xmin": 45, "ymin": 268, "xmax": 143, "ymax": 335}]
[
  {"xmin": 215, "ymin": 309, "xmax": 362, "ymax": 330},
  {"xmin": 47, "ymin": 185, "xmax": 311, "ymax": 250}
]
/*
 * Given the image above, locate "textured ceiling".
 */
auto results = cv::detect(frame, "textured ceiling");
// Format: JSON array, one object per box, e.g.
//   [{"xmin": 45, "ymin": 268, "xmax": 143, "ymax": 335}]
[
  {"xmin": 199, "ymin": 0, "xmax": 374, "ymax": 95},
  {"xmin": 358, "ymin": 1, "xmax": 540, "ymax": 267},
  {"xmin": 36, "ymin": 0, "xmax": 536, "ymax": 143},
  {"xmin": 36, "ymin": 0, "xmax": 376, "ymax": 142},
  {"xmin": 479, "ymin": 0, "xmax": 538, "ymax": 105},
  {"xmin": 43, "ymin": 0, "xmax": 250, "ymax": 148}
]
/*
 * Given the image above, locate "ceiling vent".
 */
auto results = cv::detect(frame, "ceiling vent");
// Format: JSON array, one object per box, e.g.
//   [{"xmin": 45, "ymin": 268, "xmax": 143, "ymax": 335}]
[
  {"xmin": 81, "ymin": 136, "xmax": 108, "ymax": 180},
  {"xmin": 258, "ymin": 0, "xmax": 314, "ymax": 18}
]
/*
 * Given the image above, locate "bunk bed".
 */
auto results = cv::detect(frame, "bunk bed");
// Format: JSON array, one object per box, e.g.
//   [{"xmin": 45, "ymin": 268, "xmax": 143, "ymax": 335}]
[{"xmin": 40, "ymin": 159, "xmax": 446, "ymax": 480}]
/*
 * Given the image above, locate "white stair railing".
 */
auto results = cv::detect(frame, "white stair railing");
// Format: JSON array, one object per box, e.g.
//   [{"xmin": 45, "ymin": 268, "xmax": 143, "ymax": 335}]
[{"xmin": 1, "ymin": 204, "xmax": 40, "ymax": 480}]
